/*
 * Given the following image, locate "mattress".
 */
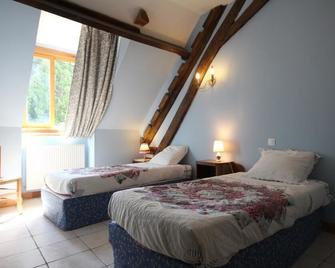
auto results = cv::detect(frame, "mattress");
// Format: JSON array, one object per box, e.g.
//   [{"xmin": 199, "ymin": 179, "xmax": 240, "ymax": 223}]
[
  {"xmin": 109, "ymin": 172, "xmax": 332, "ymax": 267},
  {"xmin": 45, "ymin": 162, "xmax": 192, "ymax": 197}
]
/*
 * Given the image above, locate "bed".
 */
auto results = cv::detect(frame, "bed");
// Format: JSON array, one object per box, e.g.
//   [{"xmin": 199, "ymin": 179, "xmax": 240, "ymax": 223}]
[
  {"xmin": 42, "ymin": 145, "xmax": 192, "ymax": 230},
  {"xmin": 108, "ymin": 149, "xmax": 333, "ymax": 268}
]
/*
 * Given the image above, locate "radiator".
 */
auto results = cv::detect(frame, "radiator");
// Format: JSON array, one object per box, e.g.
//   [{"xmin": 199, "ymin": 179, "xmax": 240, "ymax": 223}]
[{"xmin": 26, "ymin": 144, "xmax": 85, "ymax": 191}]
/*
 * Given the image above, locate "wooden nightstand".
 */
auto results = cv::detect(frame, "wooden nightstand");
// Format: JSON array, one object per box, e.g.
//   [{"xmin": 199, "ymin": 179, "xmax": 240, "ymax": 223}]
[
  {"xmin": 133, "ymin": 158, "xmax": 150, "ymax": 163},
  {"xmin": 196, "ymin": 160, "xmax": 235, "ymax": 179}
]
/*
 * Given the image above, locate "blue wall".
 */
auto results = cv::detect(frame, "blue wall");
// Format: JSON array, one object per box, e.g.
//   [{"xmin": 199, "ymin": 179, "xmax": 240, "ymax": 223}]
[{"xmin": 172, "ymin": 0, "xmax": 335, "ymax": 222}]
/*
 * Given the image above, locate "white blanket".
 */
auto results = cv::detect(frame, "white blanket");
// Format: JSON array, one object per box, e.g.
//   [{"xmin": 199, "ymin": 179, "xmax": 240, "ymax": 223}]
[
  {"xmin": 44, "ymin": 162, "xmax": 192, "ymax": 197},
  {"xmin": 109, "ymin": 173, "xmax": 332, "ymax": 267}
]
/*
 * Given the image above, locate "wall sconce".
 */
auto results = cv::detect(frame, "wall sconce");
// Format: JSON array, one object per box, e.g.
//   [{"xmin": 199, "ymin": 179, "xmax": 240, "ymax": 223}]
[{"xmin": 195, "ymin": 66, "xmax": 216, "ymax": 89}]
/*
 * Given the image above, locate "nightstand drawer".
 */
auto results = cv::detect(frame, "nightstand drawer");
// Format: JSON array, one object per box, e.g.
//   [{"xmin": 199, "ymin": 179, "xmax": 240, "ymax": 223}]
[{"xmin": 196, "ymin": 160, "xmax": 235, "ymax": 179}]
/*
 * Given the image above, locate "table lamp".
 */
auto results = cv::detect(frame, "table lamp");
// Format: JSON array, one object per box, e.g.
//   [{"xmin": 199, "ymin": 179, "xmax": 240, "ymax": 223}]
[
  {"xmin": 213, "ymin": 140, "xmax": 224, "ymax": 161},
  {"xmin": 139, "ymin": 143, "xmax": 150, "ymax": 160}
]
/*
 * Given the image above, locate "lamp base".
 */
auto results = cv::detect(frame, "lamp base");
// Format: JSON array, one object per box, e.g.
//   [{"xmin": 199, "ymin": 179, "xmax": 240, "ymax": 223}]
[{"xmin": 216, "ymin": 152, "xmax": 222, "ymax": 161}]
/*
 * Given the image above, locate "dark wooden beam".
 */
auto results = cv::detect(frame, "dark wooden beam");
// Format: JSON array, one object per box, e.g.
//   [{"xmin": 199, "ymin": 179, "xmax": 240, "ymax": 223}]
[
  {"xmin": 134, "ymin": 9, "xmax": 150, "ymax": 26},
  {"xmin": 14, "ymin": 0, "xmax": 190, "ymax": 59},
  {"xmin": 142, "ymin": 5, "xmax": 225, "ymax": 144},
  {"xmin": 158, "ymin": 0, "xmax": 270, "ymax": 151}
]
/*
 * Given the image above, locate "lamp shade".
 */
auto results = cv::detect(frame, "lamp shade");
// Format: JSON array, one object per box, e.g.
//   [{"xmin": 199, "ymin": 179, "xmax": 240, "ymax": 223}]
[
  {"xmin": 213, "ymin": 140, "xmax": 224, "ymax": 152},
  {"xmin": 139, "ymin": 143, "xmax": 150, "ymax": 154}
]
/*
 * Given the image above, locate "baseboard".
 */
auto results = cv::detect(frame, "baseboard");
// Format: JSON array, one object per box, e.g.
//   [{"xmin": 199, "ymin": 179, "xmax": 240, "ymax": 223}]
[
  {"xmin": 322, "ymin": 221, "xmax": 335, "ymax": 235},
  {"xmin": 22, "ymin": 190, "xmax": 41, "ymax": 199}
]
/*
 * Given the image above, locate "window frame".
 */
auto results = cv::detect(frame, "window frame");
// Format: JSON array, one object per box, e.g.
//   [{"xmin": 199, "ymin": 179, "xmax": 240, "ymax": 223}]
[{"xmin": 23, "ymin": 46, "xmax": 75, "ymax": 134}]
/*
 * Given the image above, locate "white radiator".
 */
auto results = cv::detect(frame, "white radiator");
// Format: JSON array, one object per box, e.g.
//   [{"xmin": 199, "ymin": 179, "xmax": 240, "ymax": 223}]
[{"xmin": 26, "ymin": 144, "xmax": 85, "ymax": 191}]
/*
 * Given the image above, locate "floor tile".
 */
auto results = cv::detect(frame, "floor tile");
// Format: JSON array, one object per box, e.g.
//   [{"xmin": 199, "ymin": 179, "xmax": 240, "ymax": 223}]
[
  {"xmin": 25, "ymin": 216, "xmax": 60, "ymax": 235},
  {"xmin": 0, "ymin": 248, "xmax": 45, "ymax": 268},
  {"xmin": 0, "ymin": 216, "xmax": 26, "ymax": 232},
  {"xmin": 291, "ymin": 254, "xmax": 320, "ymax": 268},
  {"xmin": 92, "ymin": 243, "xmax": 114, "ymax": 265},
  {"xmin": 74, "ymin": 222, "xmax": 107, "ymax": 236},
  {"xmin": 316, "ymin": 232, "xmax": 335, "ymax": 245},
  {"xmin": 318, "ymin": 263, "xmax": 335, "ymax": 268},
  {"xmin": 33, "ymin": 229, "xmax": 76, "ymax": 247},
  {"xmin": 79, "ymin": 230, "xmax": 109, "ymax": 249},
  {"xmin": 39, "ymin": 237, "xmax": 88, "ymax": 262},
  {"xmin": 303, "ymin": 234, "xmax": 335, "ymax": 261},
  {"xmin": 0, "ymin": 224, "xmax": 30, "ymax": 243},
  {"xmin": 0, "ymin": 236, "xmax": 36, "ymax": 258},
  {"xmin": 103, "ymin": 220, "xmax": 110, "ymax": 226},
  {"xmin": 324, "ymin": 249, "xmax": 335, "ymax": 265},
  {"xmin": 48, "ymin": 251, "xmax": 105, "ymax": 268}
]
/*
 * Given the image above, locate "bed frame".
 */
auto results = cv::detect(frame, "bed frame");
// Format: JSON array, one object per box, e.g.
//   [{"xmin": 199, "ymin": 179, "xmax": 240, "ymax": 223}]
[
  {"xmin": 108, "ymin": 210, "xmax": 321, "ymax": 268},
  {"xmin": 41, "ymin": 176, "xmax": 192, "ymax": 231}
]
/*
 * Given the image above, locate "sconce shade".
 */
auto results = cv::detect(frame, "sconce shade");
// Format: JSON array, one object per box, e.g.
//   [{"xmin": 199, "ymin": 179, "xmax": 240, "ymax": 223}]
[
  {"xmin": 139, "ymin": 143, "xmax": 150, "ymax": 154},
  {"xmin": 213, "ymin": 140, "xmax": 224, "ymax": 152},
  {"xmin": 195, "ymin": 72, "xmax": 201, "ymax": 82},
  {"xmin": 210, "ymin": 66, "xmax": 215, "ymax": 76}
]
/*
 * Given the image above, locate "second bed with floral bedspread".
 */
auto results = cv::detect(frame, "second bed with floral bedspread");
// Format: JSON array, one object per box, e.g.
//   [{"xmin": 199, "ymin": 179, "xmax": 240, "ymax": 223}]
[{"xmin": 109, "ymin": 173, "xmax": 331, "ymax": 267}]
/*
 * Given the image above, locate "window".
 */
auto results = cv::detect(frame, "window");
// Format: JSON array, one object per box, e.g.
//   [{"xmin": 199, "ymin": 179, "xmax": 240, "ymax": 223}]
[{"xmin": 23, "ymin": 46, "xmax": 75, "ymax": 133}]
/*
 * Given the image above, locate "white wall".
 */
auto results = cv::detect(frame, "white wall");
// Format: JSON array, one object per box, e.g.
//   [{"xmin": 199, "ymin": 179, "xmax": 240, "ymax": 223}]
[
  {"xmin": 0, "ymin": 0, "xmax": 40, "ymax": 177},
  {"xmin": 0, "ymin": 128, "xmax": 22, "ymax": 177}
]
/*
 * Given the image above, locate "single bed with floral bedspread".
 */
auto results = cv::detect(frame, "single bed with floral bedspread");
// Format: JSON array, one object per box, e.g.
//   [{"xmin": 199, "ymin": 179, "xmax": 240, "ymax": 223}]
[{"xmin": 109, "ymin": 172, "xmax": 331, "ymax": 267}]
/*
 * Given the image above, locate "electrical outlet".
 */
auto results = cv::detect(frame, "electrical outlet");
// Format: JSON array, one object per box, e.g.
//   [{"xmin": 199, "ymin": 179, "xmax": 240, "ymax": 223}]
[{"xmin": 268, "ymin": 138, "xmax": 276, "ymax": 146}]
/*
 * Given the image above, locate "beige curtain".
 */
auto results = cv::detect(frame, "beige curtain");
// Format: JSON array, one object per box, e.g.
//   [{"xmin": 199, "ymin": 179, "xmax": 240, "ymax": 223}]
[{"xmin": 65, "ymin": 25, "xmax": 118, "ymax": 137}]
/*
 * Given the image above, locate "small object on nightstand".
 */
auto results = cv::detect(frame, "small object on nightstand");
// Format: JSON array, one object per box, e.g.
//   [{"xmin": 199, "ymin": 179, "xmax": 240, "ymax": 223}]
[
  {"xmin": 133, "ymin": 158, "xmax": 150, "ymax": 163},
  {"xmin": 196, "ymin": 160, "xmax": 235, "ymax": 179}
]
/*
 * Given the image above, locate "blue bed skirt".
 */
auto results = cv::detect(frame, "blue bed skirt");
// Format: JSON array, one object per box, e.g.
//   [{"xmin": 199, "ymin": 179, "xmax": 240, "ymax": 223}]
[
  {"xmin": 41, "ymin": 178, "xmax": 192, "ymax": 231},
  {"xmin": 41, "ymin": 188, "xmax": 113, "ymax": 230},
  {"xmin": 108, "ymin": 210, "xmax": 321, "ymax": 268}
]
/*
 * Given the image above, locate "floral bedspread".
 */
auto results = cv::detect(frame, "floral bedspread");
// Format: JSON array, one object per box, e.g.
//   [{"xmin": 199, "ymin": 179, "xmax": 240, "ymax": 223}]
[
  {"xmin": 64, "ymin": 165, "xmax": 148, "ymax": 184},
  {"xmin": 136, "ymin": 179, "xmax": 288, "ymax": 233},
  {"xmin": 109, "ymin": 174, "xmax": 331, "ymax": 267}
]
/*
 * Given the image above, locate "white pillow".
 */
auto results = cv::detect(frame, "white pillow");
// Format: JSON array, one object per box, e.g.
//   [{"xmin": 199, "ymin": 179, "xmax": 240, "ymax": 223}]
[
  {"xmin": 149, "ymin": 145, "xmax": 188, "ymax": 165},
  {"xmin": 247, "ymin": 149, "xmax": 318, "ymax": 184}
]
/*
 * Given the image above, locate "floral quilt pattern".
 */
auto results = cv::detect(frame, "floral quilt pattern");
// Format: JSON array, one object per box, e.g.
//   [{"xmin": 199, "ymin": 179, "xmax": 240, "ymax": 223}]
[
  {"xmin": 65, "ymin": 166, "xmax": 148, "ymax": 184},
  {"xmin": 136, "ymin": 179, "xmax": 288, "ymax": 233}
]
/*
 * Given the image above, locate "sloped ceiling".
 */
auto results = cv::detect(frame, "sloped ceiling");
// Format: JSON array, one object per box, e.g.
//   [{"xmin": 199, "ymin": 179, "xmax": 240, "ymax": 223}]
[
  {"xmin": 66, "ymin": 0, "xmax": 232, "ymax": 45},
  {"xmin": 98, "ymin": 40, "xmax": 179, "ymax": 130}
]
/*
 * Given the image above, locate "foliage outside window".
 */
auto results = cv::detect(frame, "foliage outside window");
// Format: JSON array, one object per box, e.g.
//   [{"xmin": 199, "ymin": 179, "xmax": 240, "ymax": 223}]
[{"xmin": 23, "ymin": 47, "xmax": 75, "ymax": 133}]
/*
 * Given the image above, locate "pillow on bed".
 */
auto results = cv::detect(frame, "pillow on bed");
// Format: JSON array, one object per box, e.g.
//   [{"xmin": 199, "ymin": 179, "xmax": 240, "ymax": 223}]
[
  {"xmin": 150, "ymin": 145, "xmax": 188, "ymax": 165},
  {"xmin": 247, "ymin": 149, "xmax": 318, "ymax": 184}
]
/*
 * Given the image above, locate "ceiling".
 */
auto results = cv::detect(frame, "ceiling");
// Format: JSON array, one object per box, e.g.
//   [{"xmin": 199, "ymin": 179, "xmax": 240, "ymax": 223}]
[{"xmin": 66, "ymin": 0, "xmax": 232, "ymax": 46}]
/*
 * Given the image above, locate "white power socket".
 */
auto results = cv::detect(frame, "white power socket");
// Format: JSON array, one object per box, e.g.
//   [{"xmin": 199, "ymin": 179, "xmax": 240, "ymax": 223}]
[{"xmin": 268, "ymin": 138, "xmax": 276, "ymax": 146}]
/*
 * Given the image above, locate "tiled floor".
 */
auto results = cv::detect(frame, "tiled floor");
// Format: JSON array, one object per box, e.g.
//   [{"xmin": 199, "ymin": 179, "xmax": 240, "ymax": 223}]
[
  {"xmin": 1, "ymin": 199, "xmax": 335, "ymax": 268},
  {"xmin": 0, "ymin": 199, "xmax": 113, "ymax": 268}
]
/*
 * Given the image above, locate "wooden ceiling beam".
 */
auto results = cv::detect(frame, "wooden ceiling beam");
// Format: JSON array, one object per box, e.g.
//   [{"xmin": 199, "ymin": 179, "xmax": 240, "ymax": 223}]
[
  {"xmin": 158, "ymin": 0, "xmax": 270, "ymax": 151},
  {"xmin": 142, "ymin": 5, "xmax": 225, "ymax": 144},
  {"xmin": 14, "ymin": 0, "xmax": 190, "ymax": 59}
]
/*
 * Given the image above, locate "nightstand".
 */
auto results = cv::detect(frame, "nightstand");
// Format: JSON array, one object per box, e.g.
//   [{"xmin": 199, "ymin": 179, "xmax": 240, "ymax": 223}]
[
  {"xmin": 196, "ymin": 160, "xmax": 235, "ymax": 179},
  {"xmin": 133, "ymin": 158, "xmax": 150, "ymax": 163}
]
